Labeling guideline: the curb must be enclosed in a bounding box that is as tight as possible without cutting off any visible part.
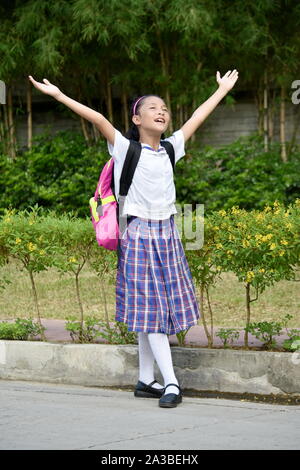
[0,340,299,402]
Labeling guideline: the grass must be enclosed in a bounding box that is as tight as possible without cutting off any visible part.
[0,260,299,328]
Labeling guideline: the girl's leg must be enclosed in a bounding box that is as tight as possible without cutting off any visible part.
[147,332,180,395]
[138,332,164,389]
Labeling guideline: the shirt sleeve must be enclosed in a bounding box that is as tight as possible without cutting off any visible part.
[107,129,130,165]
[162,129,185,164]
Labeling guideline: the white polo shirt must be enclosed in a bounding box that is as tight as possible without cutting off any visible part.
[107,129,185,220]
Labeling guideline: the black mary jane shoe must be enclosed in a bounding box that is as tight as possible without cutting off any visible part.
[159,383,183,408]
[134,380,165,398]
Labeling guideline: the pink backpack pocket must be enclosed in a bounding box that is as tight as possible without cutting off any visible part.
[89,157,119,250]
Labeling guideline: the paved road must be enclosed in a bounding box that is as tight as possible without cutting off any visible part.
[0,380,299,450]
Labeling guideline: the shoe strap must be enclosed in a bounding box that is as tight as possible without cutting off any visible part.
[165,383,181,392]
[147,380,158,387]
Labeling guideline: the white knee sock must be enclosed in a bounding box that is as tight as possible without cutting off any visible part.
[147,332,179,395]
[138,332,164,389]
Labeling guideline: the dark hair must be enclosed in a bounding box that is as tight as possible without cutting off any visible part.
[124,94,166,141]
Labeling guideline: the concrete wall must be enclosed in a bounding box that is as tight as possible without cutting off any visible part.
[14,100,300,149]
[0,341,299,397]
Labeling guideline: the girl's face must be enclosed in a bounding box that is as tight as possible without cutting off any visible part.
[132,96,170,134]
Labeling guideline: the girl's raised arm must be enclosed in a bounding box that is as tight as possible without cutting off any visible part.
[181,69,239,143]
[28,76,115,146]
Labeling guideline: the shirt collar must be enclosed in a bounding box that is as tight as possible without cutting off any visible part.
[141,143,165,152]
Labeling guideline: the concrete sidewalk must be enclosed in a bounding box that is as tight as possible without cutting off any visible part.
[0,379,299,450]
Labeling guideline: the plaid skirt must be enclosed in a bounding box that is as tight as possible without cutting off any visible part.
[115,214,201,335]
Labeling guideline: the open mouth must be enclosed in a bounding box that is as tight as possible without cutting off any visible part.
[154,118,165,123]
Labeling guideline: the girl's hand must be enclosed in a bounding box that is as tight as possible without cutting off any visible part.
[216,69,239,93]
[28,76,62,99]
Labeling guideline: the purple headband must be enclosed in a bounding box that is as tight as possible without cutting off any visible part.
[133,95,146,115]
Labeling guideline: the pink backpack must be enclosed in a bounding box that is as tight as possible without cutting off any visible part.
[89,157,119,250]
[89,139,175,251]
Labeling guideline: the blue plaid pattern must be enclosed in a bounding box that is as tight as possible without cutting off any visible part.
[115,215,201,335]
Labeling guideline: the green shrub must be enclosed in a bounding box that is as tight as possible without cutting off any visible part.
[215,328,240,348]
[283,336,300,352]
[0,130,107,217]
[176,133,300,214]
[0,318,45,340]
[1,131,299,218]
[65,316,137,344]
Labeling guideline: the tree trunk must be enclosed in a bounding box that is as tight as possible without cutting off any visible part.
[268,88,275,142]
[263,70,269,152]
[157,31,173,134]
[105,67,114,125]
[29,270,46,341]
[280,85,287,162]
[287,105,300,157]
[121,88,129,132]
[75,271,84,342]
[0,103,9,155]
[199,285,213,348]
[80,116,91,144]
[244,282,251,348]
[254,88,264,136]
[191,62,202,143]
[205,286,214,346]
[7,84,16,158]
[0,106,5,150]
[87,96,100,142]
[27,79,32,149]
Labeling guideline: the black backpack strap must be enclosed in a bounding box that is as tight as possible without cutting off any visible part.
[160,140,175,171]
[116,140,142,242]
[119,140,142,196]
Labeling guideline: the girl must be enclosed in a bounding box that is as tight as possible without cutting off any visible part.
[28,70,239,408]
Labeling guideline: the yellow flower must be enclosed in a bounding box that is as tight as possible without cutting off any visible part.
[242,239,250,248]
[39,250,45,256]
[255,213,265,221]
[259,268,265,273]
[69,257,77,263]
[15,238,21,244]
[216,266,222,271]
[264,206,271,213]
[246,271,255,283]
[215,243,223,249]
[213,226,220,231]
[273,200,280,207]
[280,239,288,245]
[279,250,285,256]
[218,210,227,217]
[27,242,37,251]
[231,206,241,215]
[285,223,293,230]
[229,233,236,241]
[226,250,234,254]
[261,234,273,242]
[237,222,246,228]
[269,243,276,250]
